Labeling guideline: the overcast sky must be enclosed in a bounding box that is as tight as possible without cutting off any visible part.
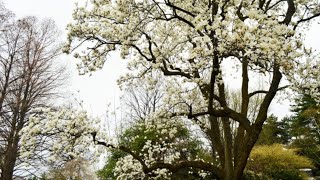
[3,0,320,120]
[3,0,127,120]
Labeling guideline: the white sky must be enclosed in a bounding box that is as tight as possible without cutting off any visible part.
[3,0,320,120]
[3,0,127,119]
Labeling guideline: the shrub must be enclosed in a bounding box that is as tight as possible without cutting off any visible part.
[265,169,304,180]
[244,170,269,180]
[246,144,313,179]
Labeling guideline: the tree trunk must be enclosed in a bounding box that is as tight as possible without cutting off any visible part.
[233,128,262,179]
[1,135,19,180]
[222,118,234,180]
[1,111,25,180]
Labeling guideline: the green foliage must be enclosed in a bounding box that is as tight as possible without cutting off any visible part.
[27,173,49,180]
[257,94,320,170]
[246,144,313,179]
[27,176,38,180]
[290,94,320,140]
[292,94,319,114]
[97,120,208,179]
[264,169,304,180]
[289,94,320,167]
[97,150,125,179]
[118,120,202,158]
[243,170,269,180]
[256,114,290,145]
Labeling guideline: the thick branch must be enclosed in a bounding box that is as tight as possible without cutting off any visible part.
[160,60,192,79]
[186,108,251,130]
[282,0,295,25]
[168,105,250,130]
[248,85,289,98]
[208,54,219,111]
[146,160,223,177]
[236,1,248,21]
[206,115,225,168]
[164,0,195,17]
[241,56,249,116]
[92,133,223,178]
[254,65,282,126]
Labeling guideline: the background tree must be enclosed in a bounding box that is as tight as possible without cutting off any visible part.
[65,0,320,179]
[289,94,320,168]
[121,76,163,122]
[44,158,97,180]
[0,2,12,29]
[256,114,290,145]
[0,15,64,179]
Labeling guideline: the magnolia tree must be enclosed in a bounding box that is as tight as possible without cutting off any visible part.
[65,0,320,179]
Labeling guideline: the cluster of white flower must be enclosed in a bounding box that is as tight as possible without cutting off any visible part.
[66,0,319,102]
[113,112,206,179]
[114,155,145,179]
[152,168,172,179]
[19,107,105,167]
[288,56,320,103]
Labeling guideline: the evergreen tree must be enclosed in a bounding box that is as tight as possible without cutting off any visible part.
[289,94,320,168]
[256,115,290,145]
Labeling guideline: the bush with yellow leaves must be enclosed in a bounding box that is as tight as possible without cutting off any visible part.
[246,144,313,180]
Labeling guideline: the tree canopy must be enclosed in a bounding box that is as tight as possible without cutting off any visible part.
[65,0,320,179]
[289,94,320,168]
[0,13,65,179]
